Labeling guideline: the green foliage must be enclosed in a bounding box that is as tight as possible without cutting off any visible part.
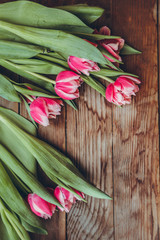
[0,40,47,59]
[0,21,106,64]
[57,4,104,24]
[0,74,21,102]
[0,1,92,33]
[0,107,111,200]
[120,43,141,55]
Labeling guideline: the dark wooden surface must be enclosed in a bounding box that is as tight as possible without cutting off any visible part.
[0,0,160,239]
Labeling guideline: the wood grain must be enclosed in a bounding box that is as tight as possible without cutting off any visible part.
[157,0,160,237]
[112,0,160,239]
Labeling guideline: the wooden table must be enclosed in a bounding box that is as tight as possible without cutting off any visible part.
[1,0,160,239]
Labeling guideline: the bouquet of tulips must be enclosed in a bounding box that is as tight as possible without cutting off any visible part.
[0,106,111,239]
[0,1,141,239]
[0,1,141,126]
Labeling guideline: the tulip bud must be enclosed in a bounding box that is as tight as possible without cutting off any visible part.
[54,186,85,213]
[54,71,82,100]
[30,97,63,126]
[28,193,56,219]
[94,26,124,62]
[68,56,100,76]
[106,75,140,106]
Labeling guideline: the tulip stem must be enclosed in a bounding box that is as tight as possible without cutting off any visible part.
[37,54,69,68]
[22,94,34,102]
[25,71,56,84]
[91,73,115,83]
[0,59,56,84]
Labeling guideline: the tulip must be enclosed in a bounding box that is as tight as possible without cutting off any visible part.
[95,26,124,62]
[28,193,56,219]
[106,75,140,106]
[54,71,82,100]
[68,56,100,76]
[54,186,85,213]
[30,97,63,126]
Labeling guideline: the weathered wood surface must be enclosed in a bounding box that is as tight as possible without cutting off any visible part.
[112,1,159,240]
[0,0,160,239]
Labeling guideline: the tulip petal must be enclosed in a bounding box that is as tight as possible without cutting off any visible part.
[68,56,100,76]
[105,84,114,102]
[28,193,52,219]
[30,97,63,126]
[55,71,81,100]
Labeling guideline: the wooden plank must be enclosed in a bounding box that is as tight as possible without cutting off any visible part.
[66,1,114,239]
[112,0,160,239]
[157,0,160,238]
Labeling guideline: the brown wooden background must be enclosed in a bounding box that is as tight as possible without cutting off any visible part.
[1,0,160,239]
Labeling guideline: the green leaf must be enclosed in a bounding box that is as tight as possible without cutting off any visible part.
[0,60,78,111]
[0,59,55,92]
[0,29,26,42]
[45,52,66,60]
[0,161,47,234]
[10,59,66,74]
[0,1,93,33]
[71,32,120,40]
[120,43,141,55]
[0,40,47,59]
[0,106,37,175]
[0,74,21,102]
[0,21,106,64]
[92,68,138,77]
[21,219,47,235]
[82,76,106,97]
[0,108,111,200]
[7,168,31,195]
[0,144,61,206]
[1,210,21,240]
[57,4,104,24]
[37,54,69,68]
[13,82,57,97]
[3,206,31,240]
[14,85,59,99]
[0,212,13,240]
[64,100,77,110]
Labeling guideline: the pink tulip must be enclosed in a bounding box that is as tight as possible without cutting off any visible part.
[54,186,85,213]
[30,97,63,126]
[95,26,124,62]
[106,75,140,106]
[28,193,56,219]
[54,71,82,100]
[68,56,100,76]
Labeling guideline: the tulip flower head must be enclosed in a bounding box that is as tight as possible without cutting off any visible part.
[106,75,141,106]
[95,26,124,62]
[54,186,85,213]
[28,193,56,219]
[68,56,100,76]
[30,97,63,126]
[55,71,82,100]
